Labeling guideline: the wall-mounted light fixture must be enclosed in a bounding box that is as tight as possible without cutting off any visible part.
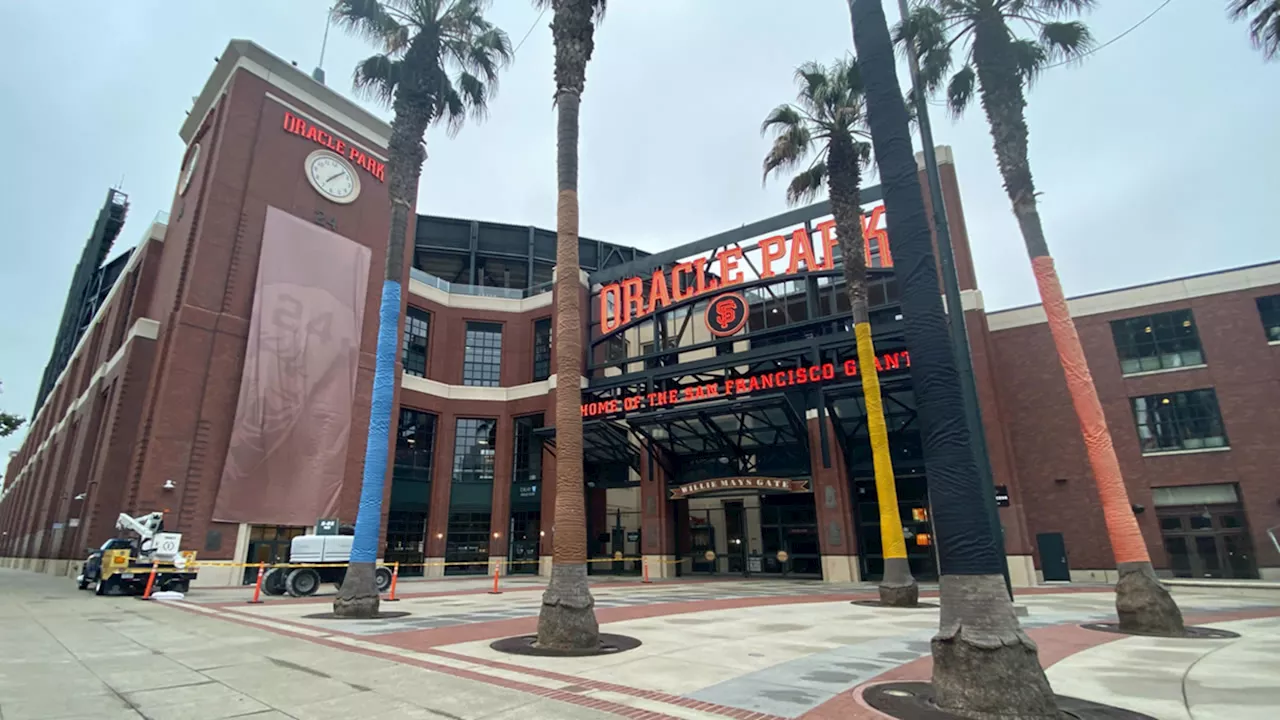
[162,480,176,490]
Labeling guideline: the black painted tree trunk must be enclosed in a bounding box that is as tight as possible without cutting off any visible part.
[846,1,1057,716]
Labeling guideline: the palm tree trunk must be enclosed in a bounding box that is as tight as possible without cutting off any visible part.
[334,109,427,619]
[972,26,1183,636]
[847,1,1057,716]
[828,139,917,607]
[536,86,599,650]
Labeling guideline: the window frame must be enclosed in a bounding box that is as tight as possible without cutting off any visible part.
[1130,388,1229,454]
[532,317,552,382]
[462,321,504,387]
[402,306,431,378]
[451,418,499,484]
[1256,294,1280,343]
[1110,309,1205,375]
[394,408,437,480]
[512,413,546,484]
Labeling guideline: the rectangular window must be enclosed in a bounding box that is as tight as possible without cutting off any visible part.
[1131,388,1228,454]
[402,307,430,378]
[513,414,545,484]
[1257,294,1280,342]
[394,409,436,481]
[532,318,552,381]
[1110,309,1204,374]
[463,322,503,386]
[605,337,628,363]
[452,418,498,484]
[387,409,435,576]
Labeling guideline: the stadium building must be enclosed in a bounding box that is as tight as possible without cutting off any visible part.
[3,40,1278,586]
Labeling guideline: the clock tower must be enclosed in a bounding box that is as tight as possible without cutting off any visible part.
[125,40,407,581]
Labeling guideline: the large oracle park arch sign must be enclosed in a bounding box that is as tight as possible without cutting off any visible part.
[582,203,906,419]
[595,205,892,336]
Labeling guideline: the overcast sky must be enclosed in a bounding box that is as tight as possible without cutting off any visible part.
[1,0,1275,467]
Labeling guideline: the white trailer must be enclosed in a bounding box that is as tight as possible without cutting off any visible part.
[260,534,392,597]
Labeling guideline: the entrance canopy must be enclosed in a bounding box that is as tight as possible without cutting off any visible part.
[624,394,807,472]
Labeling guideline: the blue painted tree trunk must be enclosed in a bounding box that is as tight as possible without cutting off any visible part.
[349,279,401,564]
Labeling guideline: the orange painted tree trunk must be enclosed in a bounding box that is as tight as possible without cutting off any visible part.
[971,20,1183,634]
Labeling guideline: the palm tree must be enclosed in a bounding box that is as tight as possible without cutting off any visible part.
[534,0,607,650]
[760,59,918,607]
[846,1,1059,716]
[898,0,1184,636]
[1230,0,1280,59]
[330,0,511,619]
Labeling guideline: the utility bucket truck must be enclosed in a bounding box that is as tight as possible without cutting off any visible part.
[77,512,198,596]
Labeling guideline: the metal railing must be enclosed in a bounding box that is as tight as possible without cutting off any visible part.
[408,267,552,299]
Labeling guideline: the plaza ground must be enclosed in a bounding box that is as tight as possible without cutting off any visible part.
[1,569,1277,720]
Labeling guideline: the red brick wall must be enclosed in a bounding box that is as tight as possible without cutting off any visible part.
[990,285,1280,573]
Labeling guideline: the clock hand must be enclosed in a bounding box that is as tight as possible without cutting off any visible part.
[326,171,345,183]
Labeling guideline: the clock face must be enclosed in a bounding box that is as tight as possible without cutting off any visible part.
[305,150,360,204]
[178,143,200,196]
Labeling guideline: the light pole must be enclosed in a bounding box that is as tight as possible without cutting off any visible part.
[895,0,1011,598]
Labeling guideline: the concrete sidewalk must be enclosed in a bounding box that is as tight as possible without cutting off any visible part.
[3,567,1278,720]
[0,568,615,720]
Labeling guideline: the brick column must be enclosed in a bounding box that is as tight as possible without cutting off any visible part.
[537,444,556,577]
[639,447,676,579]
[423,415,455,577]
[808,414,859,582]
[488,414,514,577]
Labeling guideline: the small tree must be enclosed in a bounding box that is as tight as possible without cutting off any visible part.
[0,381,24,438]
[1229,0,1280,59]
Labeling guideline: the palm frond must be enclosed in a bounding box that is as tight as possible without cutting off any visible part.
[1229,0,1280,59]
[352,54,402,105]
[1009,39,1048,86]
[1020,0,1098,19]
[1039,21,1094,63]
[785,162,828,206]
[794,61,830,116]
[332,0,404,50]
[853,141,874,178]
[435,83,467,137]
[946,65,976,117]
[900,6,956,95]
[760,104,804,136]
[762,124,814,182]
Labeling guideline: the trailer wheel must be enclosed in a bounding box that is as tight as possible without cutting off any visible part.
[285,568,321,597]
[375,567,393,593]
[262,568,287,596]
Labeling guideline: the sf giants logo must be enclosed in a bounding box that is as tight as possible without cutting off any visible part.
[704,292,748,337]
